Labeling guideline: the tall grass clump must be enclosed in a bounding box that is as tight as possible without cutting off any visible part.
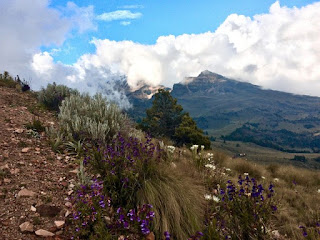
[137,165,205,239]
[38,82,79,111]
[82,134,205,239]
[58,93,128,144]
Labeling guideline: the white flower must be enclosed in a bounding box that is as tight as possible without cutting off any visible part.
[190,146,194,151]
[225,168,231,172]
[261,176,266,180]
[205,164,216,170]
[193,145,199,150]
[166,145,175,153]
[244,172,249,176]
[274,178,279,182]
[317,189,320,193]
[212,196,220,203]
[201,145,205,150]
[204,194,212,200]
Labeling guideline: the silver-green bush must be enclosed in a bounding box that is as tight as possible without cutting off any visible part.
[38,82,79,111]
[58,93,128,143]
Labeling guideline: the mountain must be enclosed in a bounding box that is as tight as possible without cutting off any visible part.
[127,71,320,153]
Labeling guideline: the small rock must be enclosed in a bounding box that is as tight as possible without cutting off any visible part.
[54,220,65,229]
[35,147,40,151]
[60,181,68,187]
[19,221,34,233]
[65,202,72,208]
[30,206,37,212]
[35,229,55,237]
[10,168,20,175]
[68,183,75,189]
[18,189,36,197]
[3,178,11,184]
[69,169,79,174]
[67,190,73,196]
[14,129,24,134]
[146,232,155,240]
[0,164,9,170]
[65,210,71,217]
[37,205,61,218]
[21,148,30,153]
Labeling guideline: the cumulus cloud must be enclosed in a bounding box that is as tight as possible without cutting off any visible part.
[74,1,320,96]
[0,0,95,81]
[2,0,320,106]
[96,10,142,22]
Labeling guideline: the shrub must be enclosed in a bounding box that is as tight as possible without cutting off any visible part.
[84,134,205,239]
[38,82,79,111]
[58,93,128,143]
[0,71,18,88]
[204,175,277,240]
[25,118,45,133]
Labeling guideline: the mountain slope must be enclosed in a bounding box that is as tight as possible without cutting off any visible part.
[129,71,320,153]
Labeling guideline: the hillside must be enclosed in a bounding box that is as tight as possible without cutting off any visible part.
[128,71,320,154]
[0,79,320,240]
[0,87,75,239]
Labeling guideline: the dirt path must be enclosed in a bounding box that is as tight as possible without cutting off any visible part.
[0,87,76,239]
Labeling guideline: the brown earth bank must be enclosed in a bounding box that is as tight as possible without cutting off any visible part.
[0,87,76,239]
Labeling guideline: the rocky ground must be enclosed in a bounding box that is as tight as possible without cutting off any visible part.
[0,87,77,239]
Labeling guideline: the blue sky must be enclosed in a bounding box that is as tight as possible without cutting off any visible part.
[46,0,316,64]
[1,0,320,98]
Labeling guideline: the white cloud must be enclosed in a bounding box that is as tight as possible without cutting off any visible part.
[2,0,320,108]
[0,0,95,82]
[63,2,97,33]
[120,21,131,26]
[67,1,320,96]
[119,5,144,9]
[96,10,142,21]
[32,52,54,76]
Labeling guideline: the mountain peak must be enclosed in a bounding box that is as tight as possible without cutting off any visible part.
[198,70,221,78]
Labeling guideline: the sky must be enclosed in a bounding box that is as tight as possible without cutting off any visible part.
[1,0,320,106]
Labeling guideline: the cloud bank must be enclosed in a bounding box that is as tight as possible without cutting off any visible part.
[1,1,320,104]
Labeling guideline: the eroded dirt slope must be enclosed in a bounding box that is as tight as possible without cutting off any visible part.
[0,87,77,240]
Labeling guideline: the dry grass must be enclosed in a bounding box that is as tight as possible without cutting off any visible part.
[136,161,205,240]
[207,152,320,239]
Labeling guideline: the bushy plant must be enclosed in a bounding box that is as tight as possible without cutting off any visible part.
[84,134,205,239]
[25,118,45,133]
[204,175,277,240]
[86,134,161,208]
[71,179,157,239]
[58,93,128,143]
[140,89,211,148]
[38,82,79,111]
[0,71,29,90]
[70,179,112,239]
